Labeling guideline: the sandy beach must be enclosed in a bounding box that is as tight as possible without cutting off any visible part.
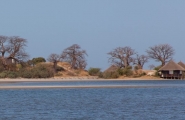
[0,76,174,89]
[0,76,164,83]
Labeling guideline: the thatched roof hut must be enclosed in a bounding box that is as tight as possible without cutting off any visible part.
[178,61,185,69]
[159,60,185,79]
[159,60,185,71]
[104,65,118,73]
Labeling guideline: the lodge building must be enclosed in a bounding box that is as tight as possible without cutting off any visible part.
[159,60,185,79]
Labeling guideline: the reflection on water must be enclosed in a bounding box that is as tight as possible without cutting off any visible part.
[1,80,185,119]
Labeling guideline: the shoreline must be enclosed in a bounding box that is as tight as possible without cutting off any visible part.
[0,76,178,83]
[0,85,175,89]
[0,77,183,89]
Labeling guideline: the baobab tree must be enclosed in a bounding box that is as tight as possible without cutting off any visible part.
[61,44,87,69]
[0,35,29,70]
[146,44,174,66]
[108,46,136,68]
[134,54,149,69]
[0,36,9,57]
[47,53,61,72]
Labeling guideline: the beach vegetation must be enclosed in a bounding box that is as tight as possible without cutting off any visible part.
[6,71,19,78]
[101,67,133,79]
[32,57,46,65]
[0,71,7,78]
[88,68,101,76]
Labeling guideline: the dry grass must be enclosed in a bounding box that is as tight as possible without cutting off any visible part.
[55,62,89,77]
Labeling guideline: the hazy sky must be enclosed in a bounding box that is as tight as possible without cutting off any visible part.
[1,0,185,70]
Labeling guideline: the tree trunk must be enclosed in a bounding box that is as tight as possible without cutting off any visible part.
[162,61,165,66]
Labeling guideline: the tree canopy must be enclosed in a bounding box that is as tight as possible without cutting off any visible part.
[0,35,29,70]
[48,53,61,72]
[61,44,87,69]
[146,44,174,66]
[108,46,136,68]
[32,57,46,65]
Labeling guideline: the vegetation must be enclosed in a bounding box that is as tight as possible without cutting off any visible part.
[32,57,46,65]
[146,44,174,66]
[88,68,101,76]
[134,54,149,69]
[100,67,133,79]
[108,46,136,68]
[47,53,61,73]
[0,35,29,70]
[0,64,54,79]
[61,44,87,69]
[0,36,176,79]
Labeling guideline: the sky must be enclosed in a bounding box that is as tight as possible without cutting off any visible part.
[0,0,185,70]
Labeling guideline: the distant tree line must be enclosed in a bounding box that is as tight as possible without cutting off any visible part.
[0,35,175,78]
[107,44,174,69]
[89,44,174,79]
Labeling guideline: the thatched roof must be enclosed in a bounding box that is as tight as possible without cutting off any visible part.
[159,60,185,71]
[178,61,185,69]
[104,65,118,73]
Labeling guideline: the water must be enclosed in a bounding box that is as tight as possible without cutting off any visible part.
[1,80,185,119]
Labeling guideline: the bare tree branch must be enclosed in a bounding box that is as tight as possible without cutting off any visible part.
[108,46,136,68]
[61,44,87,69]
[134,54,149,69]
[0,36,9,57]
[48,53,61,72]
[0,35,29,70]
[146,44,174,66]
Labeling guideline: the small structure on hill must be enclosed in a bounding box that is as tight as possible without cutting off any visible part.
[159,60,185,79]
[104,65,118,73]
[178,61,185,69]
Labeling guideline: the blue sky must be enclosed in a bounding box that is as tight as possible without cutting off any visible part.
[1,0,185,70]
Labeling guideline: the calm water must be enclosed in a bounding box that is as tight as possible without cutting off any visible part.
[1,80,185,120]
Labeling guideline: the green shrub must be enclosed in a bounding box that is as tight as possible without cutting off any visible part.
[126,66,132,69]
[56,66,65,72]
[122,68,133,76]
[117,68,124,75]
[38,71,50,78]
[102,72,119,79]
[111,72,119,78]
[155,71,160,77]
[154,66,162,71]
[134,66,139,70]
[102,72,112,79]
[88,68,101,76]
[32,57,46,65]
[32,64,54,78]
[6,71,19,78]
[21,70,32,78]
[20,64,54,78]
[0,71,7,78]
[98,72,104,78]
